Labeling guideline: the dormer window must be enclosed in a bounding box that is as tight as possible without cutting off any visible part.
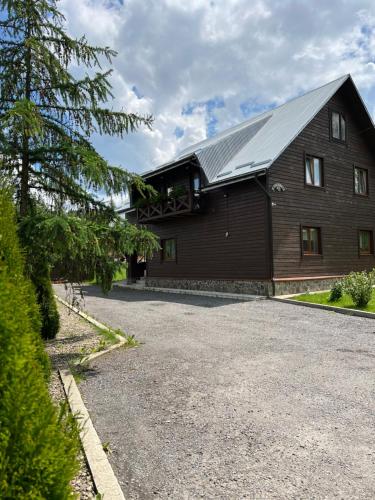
[330,110,346,143]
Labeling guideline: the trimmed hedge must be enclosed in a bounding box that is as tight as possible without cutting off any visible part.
[0,190,79,498]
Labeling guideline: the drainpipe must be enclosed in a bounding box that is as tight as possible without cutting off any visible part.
[254,172,275,297]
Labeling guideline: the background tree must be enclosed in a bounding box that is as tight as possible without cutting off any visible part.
[0,0,159,338]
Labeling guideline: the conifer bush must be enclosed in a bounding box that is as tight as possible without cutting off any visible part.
[0,190,79,498]
[328,280,343,302]
[33,268,60,340]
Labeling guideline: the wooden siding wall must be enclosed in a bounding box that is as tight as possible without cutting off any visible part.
[270,85,375,279]
[145,180,270,280]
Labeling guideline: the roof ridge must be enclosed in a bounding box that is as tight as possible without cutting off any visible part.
[266,74,349,115]
[177,74,349,159]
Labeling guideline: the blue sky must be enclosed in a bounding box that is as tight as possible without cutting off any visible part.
[59,0,375,190]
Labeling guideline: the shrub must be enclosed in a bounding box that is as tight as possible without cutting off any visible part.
[328,280,344,302]
[0,190,79,498]
[343,271,374,307]
[34,270,60,340]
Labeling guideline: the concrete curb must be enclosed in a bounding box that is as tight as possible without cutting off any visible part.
[55,295,128,363]
[272,296,375,319]
[115,283,266,301]
[55,294,129,498]
[55,295,122,335]
[60,369,125,500]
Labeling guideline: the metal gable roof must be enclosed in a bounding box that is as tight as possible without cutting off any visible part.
[193,115,272,182]
[145,75,352,186]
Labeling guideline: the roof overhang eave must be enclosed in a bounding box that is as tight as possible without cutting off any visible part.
[117,207,135,215]
[142,153,198,179]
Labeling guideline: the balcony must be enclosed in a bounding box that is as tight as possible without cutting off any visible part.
[136,190,201,223]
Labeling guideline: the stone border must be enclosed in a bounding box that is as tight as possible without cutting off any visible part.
[116,283,266,301]
[55,295,127,499]
[60,369,125,500]
[144,277,271,296]
[272,296,375,320]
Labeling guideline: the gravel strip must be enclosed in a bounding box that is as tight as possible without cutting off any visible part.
[45,302,103,500]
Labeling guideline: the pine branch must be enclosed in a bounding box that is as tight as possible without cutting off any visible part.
[0,0,154,215]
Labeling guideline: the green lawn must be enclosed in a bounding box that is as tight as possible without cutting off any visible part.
[293,290,375,312]
[87,263,127,285]
[112,264,127,282]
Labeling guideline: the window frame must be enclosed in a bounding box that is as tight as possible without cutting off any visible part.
[301,226,323,257]
[353,165,369,197]
[161,238,177,262]
[329,108,347,145]
[358,229,374,256]
[304,153,325,189]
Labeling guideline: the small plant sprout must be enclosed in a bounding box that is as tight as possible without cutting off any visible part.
[102,442,111,454]
[123,334,140,348]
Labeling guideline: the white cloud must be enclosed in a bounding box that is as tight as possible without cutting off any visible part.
[59,0,375,174]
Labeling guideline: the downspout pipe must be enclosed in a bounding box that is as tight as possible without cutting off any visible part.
[254,173,275,296]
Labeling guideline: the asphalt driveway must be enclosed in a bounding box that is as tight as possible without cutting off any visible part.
[55,285,375,499]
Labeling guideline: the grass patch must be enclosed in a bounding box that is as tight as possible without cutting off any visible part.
[122,333,140,348]
[93,325,120,348]
[69,361,92,384]
[94,324,140,348]
[113,264,127,282]
[87,264,127,285]
[293,289,375,312]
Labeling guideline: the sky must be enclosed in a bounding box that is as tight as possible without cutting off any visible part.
[59,0,375,188]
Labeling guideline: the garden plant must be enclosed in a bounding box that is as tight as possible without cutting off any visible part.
[0,188,80,498]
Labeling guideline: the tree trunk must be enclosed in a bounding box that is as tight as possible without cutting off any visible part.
[19,13,31,217]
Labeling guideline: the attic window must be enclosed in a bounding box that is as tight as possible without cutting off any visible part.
[330,110,346,143]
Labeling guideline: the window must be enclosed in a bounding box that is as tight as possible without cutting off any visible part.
[305,155,323,187]
[359,230,373,255]
[330,110,346,142]
[302,227,322,255]
[354,167,368,196]
[193,172,201,191]
[162,238,176,261]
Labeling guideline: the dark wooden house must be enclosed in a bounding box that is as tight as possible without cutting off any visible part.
[125,75,375,295]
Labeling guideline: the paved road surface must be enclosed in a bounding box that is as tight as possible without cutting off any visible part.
[55,285,375,499]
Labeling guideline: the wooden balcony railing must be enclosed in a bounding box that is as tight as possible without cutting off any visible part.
[136,191,200,222]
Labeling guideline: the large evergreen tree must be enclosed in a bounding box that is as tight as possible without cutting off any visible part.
[0,0,159,338]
